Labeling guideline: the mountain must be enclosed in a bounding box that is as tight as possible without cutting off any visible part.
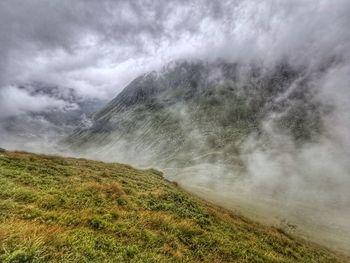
[0,150,344,262]
[67,60,325,169]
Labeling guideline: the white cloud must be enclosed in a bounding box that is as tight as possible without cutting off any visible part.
[0,85,77,119]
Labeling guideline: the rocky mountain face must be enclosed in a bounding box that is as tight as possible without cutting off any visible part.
[67,60,326,170]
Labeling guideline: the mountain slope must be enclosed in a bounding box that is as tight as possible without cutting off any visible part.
[67,60,324,169]
[0,151,345,262]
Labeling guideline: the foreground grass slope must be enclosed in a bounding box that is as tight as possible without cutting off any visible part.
[0,151,345,263]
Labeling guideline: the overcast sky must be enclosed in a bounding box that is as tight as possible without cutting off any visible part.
[0,0,350,120]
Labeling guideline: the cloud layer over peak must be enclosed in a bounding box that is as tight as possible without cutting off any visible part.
[1,1,349,101]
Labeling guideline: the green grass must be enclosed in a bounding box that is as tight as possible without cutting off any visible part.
[0,151,346,262]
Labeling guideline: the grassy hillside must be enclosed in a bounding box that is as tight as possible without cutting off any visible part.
[0,151,345,263]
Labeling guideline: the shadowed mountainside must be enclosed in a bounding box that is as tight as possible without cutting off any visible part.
[67,60,325,168]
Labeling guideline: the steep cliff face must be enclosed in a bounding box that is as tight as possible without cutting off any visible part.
[67,60,324,168]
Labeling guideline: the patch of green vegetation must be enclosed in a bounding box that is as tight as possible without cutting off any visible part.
[0,151,345,262]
